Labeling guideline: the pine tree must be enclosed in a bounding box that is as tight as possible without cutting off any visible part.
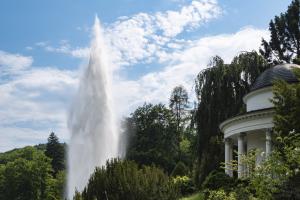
[260,0,300,64]
[45,132,65,176]
[169,85,189,132]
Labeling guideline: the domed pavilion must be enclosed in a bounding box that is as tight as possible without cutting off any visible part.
[219,64,300,178]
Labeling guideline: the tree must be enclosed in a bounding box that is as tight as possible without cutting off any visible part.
[271,68,300,135]
[260,0,300,64]
[47,170,66,200]
[45,132,65,176]
[79,159,179,200]
[126,104,180,173]
[194,52,269,185]
[0,147,53,200]
[169,86,189,131]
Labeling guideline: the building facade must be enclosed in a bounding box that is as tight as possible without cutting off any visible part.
[219,64,300,178]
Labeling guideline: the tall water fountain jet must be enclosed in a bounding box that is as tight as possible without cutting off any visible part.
[67,17,119,199]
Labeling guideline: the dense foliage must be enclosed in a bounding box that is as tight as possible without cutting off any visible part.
[201,170,236,192]
[260,0,300,64]
[0,146,66,200]
[272,68,300,135]
[126,103,180,173]
[206,132,300,200]
[78,159,179,200]
[194,51,269,184]
[270,68,300,199]
[203,67,300,200]
[173,175,195,196]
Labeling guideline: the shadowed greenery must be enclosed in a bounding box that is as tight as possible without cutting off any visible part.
[194,51,269,185]
[78,159,179,200]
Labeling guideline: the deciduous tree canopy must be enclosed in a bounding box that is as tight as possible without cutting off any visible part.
[260,0,300,64]
[194,51,269,184]
[126,104,180,173]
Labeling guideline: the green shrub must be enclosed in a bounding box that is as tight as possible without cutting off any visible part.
[207,189,236,200]
[173,176,195,196]
[171,161,189,177]
[233,183,253,200]
[201,170,236,191]
[273,171,300,199]
[79,159,179,200]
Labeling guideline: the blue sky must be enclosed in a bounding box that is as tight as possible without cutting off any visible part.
[0,0,292,151]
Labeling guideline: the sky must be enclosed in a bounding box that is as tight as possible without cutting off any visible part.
[0,0,293,152]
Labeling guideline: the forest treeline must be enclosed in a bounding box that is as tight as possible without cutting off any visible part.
[0,133,66,200]
[1,1,300,200]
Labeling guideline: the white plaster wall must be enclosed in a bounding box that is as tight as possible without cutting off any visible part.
[244,88,274,112]
[247,132,266,164]
[223,114,273,138]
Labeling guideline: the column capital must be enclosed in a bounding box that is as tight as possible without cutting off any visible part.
[239,132,246,138]
[224,137,233,144]
[266,129,272,141]
[266,128,273,133]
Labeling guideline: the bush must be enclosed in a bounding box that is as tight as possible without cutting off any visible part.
[273,172,300,199]
[171,161,188,177]
[233,183,253,200]
[79,159,179,200]
[201,170,236,191]
[207,189,236,200]
[173,176,195,196]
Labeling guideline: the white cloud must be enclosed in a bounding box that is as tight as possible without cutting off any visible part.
[0,127,48,152]
[37,40,90,59]
[76,26,91,33]
[69,47,90,58]
[35,41,49,47]
[0,51,33,75]
[26,46,33,51]
[113,27,269,115]
[34,0,221,66]
[46,44,90,59]
[0,57,79,151]
[106,0,221,66]
[156,0,221,37]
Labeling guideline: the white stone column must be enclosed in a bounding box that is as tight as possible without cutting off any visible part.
[266,128,272,157]
[225,138,233,177]
[238,133,246,178]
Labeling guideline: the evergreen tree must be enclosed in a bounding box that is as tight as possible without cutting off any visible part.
[45,132,65,176]
[169,85,189,132]
[260,0,300,64]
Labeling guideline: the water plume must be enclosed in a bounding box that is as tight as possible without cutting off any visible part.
[67,16,119,199]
